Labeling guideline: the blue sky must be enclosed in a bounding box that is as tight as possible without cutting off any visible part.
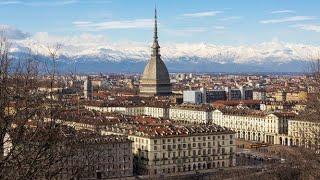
[1,0,320,45]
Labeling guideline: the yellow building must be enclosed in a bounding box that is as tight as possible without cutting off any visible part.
[274,91,286,102]
[286,91,308,102]
[281,120,320,150]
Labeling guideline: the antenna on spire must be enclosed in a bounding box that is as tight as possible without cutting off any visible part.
[152,3,160,56]
[154,4,158,40]
[155,2,157,18]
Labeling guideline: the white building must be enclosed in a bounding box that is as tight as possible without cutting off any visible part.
[169,105,213,124]
[84,76,93,100]
[281,120,320,150]
[253,90,267,101]
[212,109,294,144]
[85,105,144,116]
[144,106,169,119]
[183,90,203,104]
[85,105,169,118]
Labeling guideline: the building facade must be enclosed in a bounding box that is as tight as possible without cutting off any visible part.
[101,118,236,178]
[183,90,203,104]
[253,90,267,101]
[85,105,169,118]
[169,105,213,124]
[212,109,293,145]
[281,120,320,149]
[206,90,227,102]
[225,88,242,100]
[84,76,93,100]
[144,106,169,119]
[57,134,133,180]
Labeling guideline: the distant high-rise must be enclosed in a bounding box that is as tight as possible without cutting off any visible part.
[140,8,171,96]
[84,76,93,100]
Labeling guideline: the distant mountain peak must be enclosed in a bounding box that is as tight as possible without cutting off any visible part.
[3,30,319,73]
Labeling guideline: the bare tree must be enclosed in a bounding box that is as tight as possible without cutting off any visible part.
[270,52,320,180]
[0,34,77,179]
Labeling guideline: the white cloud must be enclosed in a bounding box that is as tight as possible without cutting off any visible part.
[0,1,21,5]
[14,32,112,56]
[164,28,207,37]
[181,28,207,33]
[219,16,242,21]
[294,24,320,32]
[73,21,92,25]
[213,26,225,30]
[271,10,295,14]
[260,16,316,24]
[74,19,153,30]
[27,0,77,6]
[0,0,78,6]
[182,11,222,18]
[0,24,29,39]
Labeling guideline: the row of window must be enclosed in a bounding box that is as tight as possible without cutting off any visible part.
[153,147,233,159]
[154,135,233,144]
[157,140,233,150]
[153,161,228,175]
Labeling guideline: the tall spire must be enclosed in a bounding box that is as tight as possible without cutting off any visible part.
[152,5,160,56]
[154,7,158,41]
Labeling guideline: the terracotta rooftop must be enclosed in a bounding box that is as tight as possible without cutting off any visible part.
[218,108,267,118]
[216,108,297,119]
[171,103,214,111]
[105,115,233,138]
[213,100,261,106]
[51,110,234,138]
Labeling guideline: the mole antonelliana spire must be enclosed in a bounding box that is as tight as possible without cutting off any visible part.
[152,7,160,56]
[140,6,172,96]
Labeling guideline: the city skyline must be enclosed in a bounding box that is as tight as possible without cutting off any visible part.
[1,1,320,180]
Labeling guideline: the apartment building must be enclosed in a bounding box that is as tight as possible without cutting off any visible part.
[101,116,236,177]
[85,105,144,116]
[58,134,133,179]
[144,106,169,119]
[6,124,133,180]
[169,104,213,124]
[282,120,320,150]
[212,109,295,144]
[85,105,169,119]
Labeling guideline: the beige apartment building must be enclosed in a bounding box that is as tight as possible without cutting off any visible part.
[85,105,144,116]
[212,109,295,145]
[85,105,169,119]
[50,110,236,178]
[6,123,133,180]
[86,104,215,124]
[101,116,236,178]
[169,104,213,124]
[57,134,133,180]
[144,106,169,119]
[281,120,320,150]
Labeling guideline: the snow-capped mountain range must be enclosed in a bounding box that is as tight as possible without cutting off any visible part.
[3,26,320,73]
